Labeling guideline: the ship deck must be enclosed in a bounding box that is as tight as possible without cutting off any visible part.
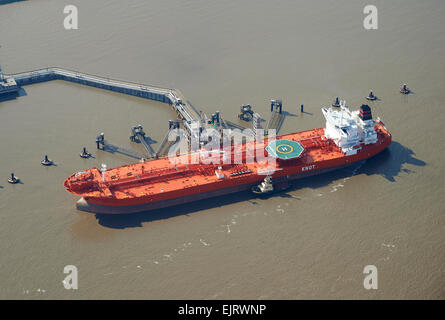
[64,123,390,202]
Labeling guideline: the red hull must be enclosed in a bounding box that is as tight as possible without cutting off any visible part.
[65,123,391,214]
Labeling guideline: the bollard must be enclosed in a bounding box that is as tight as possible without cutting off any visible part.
[8,173,20,184]
[80,147,92,159]
[366,90,377,101]
[41,155,54,166]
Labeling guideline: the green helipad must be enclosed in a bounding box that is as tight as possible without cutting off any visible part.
[266,139,304,160]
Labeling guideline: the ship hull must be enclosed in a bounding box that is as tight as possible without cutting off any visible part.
[67,120,391,215]
[76,162,353,214]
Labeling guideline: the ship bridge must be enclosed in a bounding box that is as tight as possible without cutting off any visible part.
[265,139,304,160]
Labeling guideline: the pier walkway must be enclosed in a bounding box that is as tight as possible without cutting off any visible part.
[3,65,273,158]
[156,132,180,157]
[265,100,284,134]
[137,134,156,158]
[4,67,202,124]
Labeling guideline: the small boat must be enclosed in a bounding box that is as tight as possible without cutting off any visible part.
[251,176,274,194]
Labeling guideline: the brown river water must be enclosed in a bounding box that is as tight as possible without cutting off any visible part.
[0,0,443,299]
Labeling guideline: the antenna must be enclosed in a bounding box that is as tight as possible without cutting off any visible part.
[340,100,346,125]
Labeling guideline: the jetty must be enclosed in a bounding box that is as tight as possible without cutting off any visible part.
[1,64,267,159]
[130,125,156,158]
[0,66,19,95]
[156,121,181,157]
[2,66,209,156]
[3,67,201,124]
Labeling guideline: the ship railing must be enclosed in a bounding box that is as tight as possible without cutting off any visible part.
[297,135,327,148]
[106,169,193,189]
[5,67,176,91]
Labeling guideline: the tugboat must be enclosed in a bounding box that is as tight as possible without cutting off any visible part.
[7,173,20,184]
[251,176,274,194]
[41,155,54,166]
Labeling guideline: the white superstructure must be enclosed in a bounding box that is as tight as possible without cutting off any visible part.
[322,101,377,156]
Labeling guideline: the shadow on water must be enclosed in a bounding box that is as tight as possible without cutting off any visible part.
[0,0,27,6]
[94,140,425,229]
[102,144,144,160]
[281,110,298,118]
[0,88,26,103]
[132,135,158,150]
[274,110,298,134]
[95,190,260,229]
[43,163,58,167]
[0,93,18,102]
[18,88,27,97]
[145,136,157,145]
[360,140,425,181]
[7,180,24,185]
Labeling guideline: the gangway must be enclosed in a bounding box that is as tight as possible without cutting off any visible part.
[156,121,181,157]
[130,125,156,158]
[266,99,285,134]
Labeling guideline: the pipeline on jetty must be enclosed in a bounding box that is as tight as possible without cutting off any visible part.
[130,125,156,158]
[4,67,201,124]
[2,66,209,158]
[2,65,267,160]
[156,121,181,157]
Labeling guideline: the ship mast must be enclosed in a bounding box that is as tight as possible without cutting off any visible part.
[340,100,346,126]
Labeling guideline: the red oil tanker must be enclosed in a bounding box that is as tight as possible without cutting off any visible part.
[64,104,391,214]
